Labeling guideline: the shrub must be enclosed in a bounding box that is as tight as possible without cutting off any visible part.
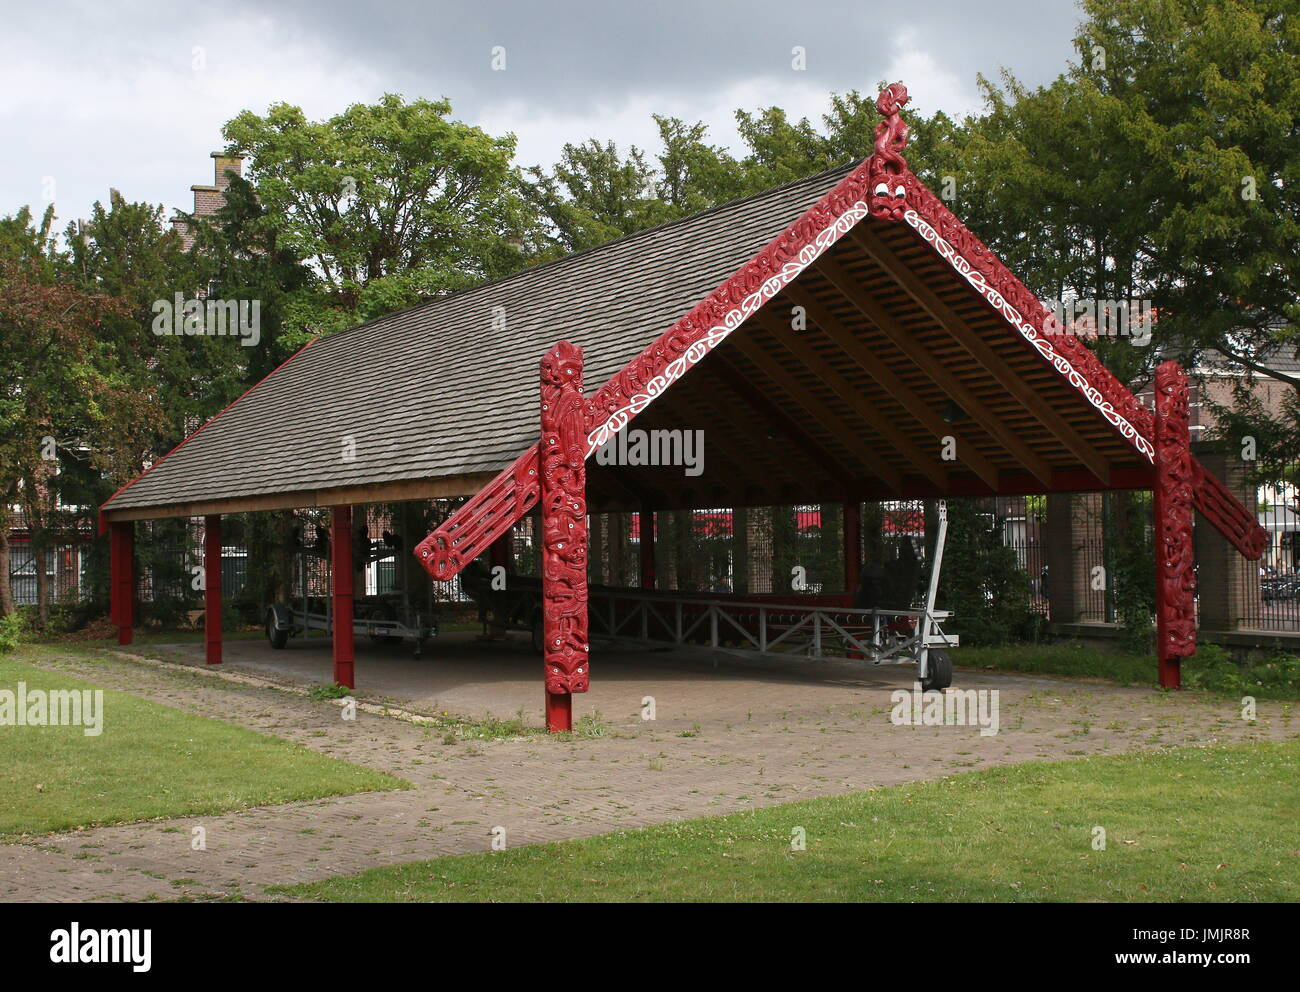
[0,612,27,653]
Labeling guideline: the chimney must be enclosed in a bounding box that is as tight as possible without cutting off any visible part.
[212,151,244,189]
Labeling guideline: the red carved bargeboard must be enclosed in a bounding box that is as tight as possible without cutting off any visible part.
[1153,361,1197,669]
[539,341,590,695]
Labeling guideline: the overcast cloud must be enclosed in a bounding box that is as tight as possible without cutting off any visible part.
[0,0,1086,232]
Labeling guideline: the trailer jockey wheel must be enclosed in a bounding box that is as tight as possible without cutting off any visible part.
[922,650,952,692]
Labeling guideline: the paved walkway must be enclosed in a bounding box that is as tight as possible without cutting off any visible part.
[2,637,1294,901]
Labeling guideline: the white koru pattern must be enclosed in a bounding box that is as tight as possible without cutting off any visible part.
[585,199,872,455]
[903,209,1155,464]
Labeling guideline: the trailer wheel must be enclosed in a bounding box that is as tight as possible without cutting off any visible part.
[921,650,952,691]
[266,612,288,650]
[367,605,402,645]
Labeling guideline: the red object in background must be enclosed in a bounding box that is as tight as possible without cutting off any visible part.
[204,515,222,665]
[109,521,134,645]
[539,341,589,732]
[1153,362,1196,689]
[331,505,355,689]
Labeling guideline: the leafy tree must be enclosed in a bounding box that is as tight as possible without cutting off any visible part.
[223,94,539,329]
[0,211,131,621]
[526,139,674,252]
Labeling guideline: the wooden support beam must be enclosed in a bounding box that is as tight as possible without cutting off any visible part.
[330,504,355,689]
[725,333,906,491]
[851,225,1113,484]
[204,515,222,665]
[639,506,656,589]
[1153,362,1196,689]
[109,521,134,646]
[843,500,861,594]
[751,310,950,489]
[779,284,1001,489]
[807,255,1056,487]
[661,382,801,497]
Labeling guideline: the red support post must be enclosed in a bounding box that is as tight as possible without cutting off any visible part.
[540,341,589,733]
[843,500,862,594]
[1153,361,1196,689]
[109,521,134,646]
[331,505,356,689]
[639,506,656,589]
[204,515,222,665]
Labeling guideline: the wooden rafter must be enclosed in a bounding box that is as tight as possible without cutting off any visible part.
[808,254,1055,486]
[724,333,906,491]
[777,283,1002,489]
[709,355,868,490]
[852,225,1113,484]
[748,309,950,489]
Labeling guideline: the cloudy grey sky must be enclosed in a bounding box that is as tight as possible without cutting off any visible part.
[0,0,1087,232]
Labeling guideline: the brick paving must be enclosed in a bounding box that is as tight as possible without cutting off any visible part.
[2,636,1294,902]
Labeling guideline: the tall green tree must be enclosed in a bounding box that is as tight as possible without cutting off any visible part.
[223,94,539,329]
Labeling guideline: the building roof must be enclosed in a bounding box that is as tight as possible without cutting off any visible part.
[105,164,854,516]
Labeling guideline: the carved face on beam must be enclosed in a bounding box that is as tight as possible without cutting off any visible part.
[869,172,910,221]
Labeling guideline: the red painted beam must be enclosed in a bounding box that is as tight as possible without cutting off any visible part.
[639,506,656,589]
[204,515,222,665]
[331,505,356,689]
[545,690,573,734]
[540,341,590,733]
[109,521,134,645]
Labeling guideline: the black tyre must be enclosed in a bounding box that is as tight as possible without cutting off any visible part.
[921,649,952,691]
[367,606,402,646]
[266,612,288,649]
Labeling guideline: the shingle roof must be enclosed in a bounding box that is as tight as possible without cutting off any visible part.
[105,164,856,513]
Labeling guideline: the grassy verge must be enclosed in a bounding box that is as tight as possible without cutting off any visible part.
[275,739,1299,902]
[958,642,1300,699]
[0,656,408,838]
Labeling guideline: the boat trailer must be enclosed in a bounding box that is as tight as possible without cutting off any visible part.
[265,523,438,657]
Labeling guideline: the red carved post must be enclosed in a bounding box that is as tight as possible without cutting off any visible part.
[331,505,356,689]
[639,506,656,589]
[109,521,134,646]
[204,515,222,664]
[1153,361,1197,688]
[540,341,589,733]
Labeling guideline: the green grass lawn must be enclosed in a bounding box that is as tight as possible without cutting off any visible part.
[277,739,1300,902]
[0,656,408,838]
[958,642,1300,699]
